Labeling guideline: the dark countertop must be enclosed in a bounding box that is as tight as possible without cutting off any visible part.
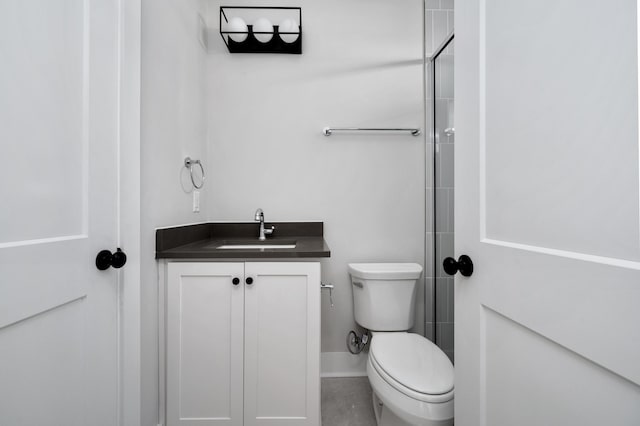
[156,222,330,259]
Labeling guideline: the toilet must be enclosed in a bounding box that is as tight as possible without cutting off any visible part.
[348,263,454,426]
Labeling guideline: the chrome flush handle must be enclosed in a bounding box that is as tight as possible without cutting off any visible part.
[321,282,334,307]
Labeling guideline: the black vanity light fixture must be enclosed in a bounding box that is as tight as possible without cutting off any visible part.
[219,6,302,54]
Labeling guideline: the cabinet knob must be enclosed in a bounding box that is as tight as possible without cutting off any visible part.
[246,277,254,285]
[232,277,240,285]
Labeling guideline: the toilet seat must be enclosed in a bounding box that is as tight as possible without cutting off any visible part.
[367,351,454,425]
[369,333,454,404]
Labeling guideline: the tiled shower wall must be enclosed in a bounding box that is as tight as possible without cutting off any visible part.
[425,0,455,362]
[425,0,454,57]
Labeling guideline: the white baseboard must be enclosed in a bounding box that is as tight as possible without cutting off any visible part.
[321,351,368,378]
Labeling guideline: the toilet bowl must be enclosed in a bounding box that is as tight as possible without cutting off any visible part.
[348,263,454,426]
[367,332,454,426]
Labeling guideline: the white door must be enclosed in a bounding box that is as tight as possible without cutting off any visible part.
[456,1,640,425]
[244,262,320,426]
[0,1,124,425]
[166,262,245,426]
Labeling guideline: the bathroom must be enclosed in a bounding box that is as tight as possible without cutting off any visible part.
[1,0,639,425]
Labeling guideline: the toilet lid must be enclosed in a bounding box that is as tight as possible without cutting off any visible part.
[370,333,454,396]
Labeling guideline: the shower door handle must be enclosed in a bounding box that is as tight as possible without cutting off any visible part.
[443,255,474,277]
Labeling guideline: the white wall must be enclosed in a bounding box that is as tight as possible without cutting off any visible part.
[141,1,209,424]
[206,0,425,359]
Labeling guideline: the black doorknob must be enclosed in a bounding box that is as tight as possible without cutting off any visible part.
[95,248,127,271]
[245,277,254,285]
[232,277,240,285]
[443,255,474,277]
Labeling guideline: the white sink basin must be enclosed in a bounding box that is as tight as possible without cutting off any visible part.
[206,239,298,250]
[217,244,296,250]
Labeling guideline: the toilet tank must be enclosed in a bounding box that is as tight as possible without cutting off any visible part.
[348,263,423,332]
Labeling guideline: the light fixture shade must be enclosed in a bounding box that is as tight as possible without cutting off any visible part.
[227,17,248,42]
[278,18,299,43]
[219,7,302,54]
[253,18,274,43]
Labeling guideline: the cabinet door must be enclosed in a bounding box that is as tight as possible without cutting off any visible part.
[167,263,245,426]
[243,262,321,426]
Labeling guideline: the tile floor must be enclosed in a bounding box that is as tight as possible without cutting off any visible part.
[321,377,377,426]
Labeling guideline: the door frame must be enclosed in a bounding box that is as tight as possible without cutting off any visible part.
[118,0,142,424]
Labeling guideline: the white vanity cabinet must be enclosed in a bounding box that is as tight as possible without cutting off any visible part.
[166,262,321,426]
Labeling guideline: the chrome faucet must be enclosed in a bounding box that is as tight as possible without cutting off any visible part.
[254,208,274,241]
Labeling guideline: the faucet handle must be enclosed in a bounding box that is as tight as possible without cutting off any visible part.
[264,226,275,235]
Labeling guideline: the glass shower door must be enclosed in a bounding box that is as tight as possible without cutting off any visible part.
[432,36,455,362]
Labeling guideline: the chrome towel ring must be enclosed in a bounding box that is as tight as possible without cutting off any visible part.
[184,157,205,189]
